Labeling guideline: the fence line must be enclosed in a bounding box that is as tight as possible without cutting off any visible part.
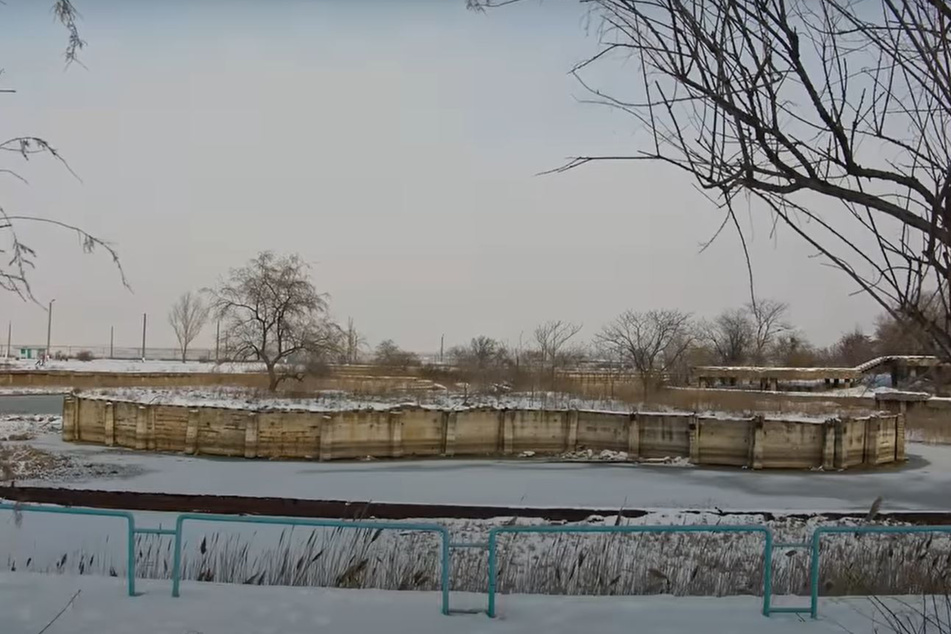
[485,524,774,618]
[169,512,452,615]
[0,503,137,597]
[808,525,951,618]
[3,502,951,620]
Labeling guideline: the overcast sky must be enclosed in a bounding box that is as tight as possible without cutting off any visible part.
[0,0,879,353]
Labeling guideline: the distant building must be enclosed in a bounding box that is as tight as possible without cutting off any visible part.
[18,346,46,360]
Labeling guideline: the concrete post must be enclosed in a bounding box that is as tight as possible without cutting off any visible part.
[750,416,764,470]
[442,411,457,456]
[135,405,148,451]
[566,409,579,452]
[147,406,157,451]
[769,378,779,391]
[501,410,515,455]
[62,396,76,441]
[319,414,334,461]
[626,413,640,458]
[244,412,259,459]
[184,409,199,455]
[895,413,906,462]
[389,410,403,458]
[864,417,881,466]
[833,419,845,470]
[821,419,836,470]
[104,401,115,447]
[688,415,701,464]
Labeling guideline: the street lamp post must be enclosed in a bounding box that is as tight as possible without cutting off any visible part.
[45,299,55,363]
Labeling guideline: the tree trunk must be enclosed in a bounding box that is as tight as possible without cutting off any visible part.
[181,346,187,364]
[266,363,279,392]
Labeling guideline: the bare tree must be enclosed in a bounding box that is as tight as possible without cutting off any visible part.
[596,309,693,396]
[748,300,790,365]
[473,0,951,360]
[771,332,818,368]
[533,320,583,369]
[374,339,420,369]
[208,252,338,391]
[699,309,754,365]
[0,1,126,301]
[449,335,512,387]
[831,328,877,367]
[168,291,210,363]
[342,317,366,365]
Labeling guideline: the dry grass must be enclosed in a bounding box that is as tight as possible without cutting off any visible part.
[5,517,951,600]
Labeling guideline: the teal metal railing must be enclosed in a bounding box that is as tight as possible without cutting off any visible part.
[4,502,951,621]
[169,513,453,614]
[0,502,138,596]
[809,525,951,618]
[485,524,774,618]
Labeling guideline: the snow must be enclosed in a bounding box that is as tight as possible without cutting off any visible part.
[0,414,60,440]
[0,388,70,396]
[0,571,931,634]
[19,425,951,511]
[0,359,263,374]
[73,388,838,422]
[535,448,694,465]
[77,387,639,413]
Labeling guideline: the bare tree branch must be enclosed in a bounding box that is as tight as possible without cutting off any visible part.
[480,0,951,359]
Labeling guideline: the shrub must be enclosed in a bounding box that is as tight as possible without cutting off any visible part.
[75,350,95,362]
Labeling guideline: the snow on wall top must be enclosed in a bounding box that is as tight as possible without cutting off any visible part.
[71,388,835,422]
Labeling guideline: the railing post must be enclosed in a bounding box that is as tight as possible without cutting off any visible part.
[171,515,185,597]
[487,530,498,618]
[810,530,821,619]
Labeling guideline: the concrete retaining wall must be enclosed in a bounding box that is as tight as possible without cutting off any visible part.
[62,396,905,470]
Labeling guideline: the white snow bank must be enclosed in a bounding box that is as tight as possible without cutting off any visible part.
[0,571,925,634]
[0,414,61,440]
[76,387,639,413]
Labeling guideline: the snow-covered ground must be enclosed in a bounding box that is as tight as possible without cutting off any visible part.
[0,358,264,373]
[0,572,930,634]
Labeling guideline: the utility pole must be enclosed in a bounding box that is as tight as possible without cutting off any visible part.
[439,334,444,364]
[215,320,220,363]
[141,313,147,361]
[110,326,114,359]
[5,321,10,359]
[45,299,55,363]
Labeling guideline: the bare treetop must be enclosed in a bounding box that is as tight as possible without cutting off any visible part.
[168,291,210,363]
[208,251,338,390]
[597,309,693,395]
[533,320,583,368]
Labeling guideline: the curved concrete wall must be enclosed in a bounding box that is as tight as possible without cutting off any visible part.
[62,396,905,470]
